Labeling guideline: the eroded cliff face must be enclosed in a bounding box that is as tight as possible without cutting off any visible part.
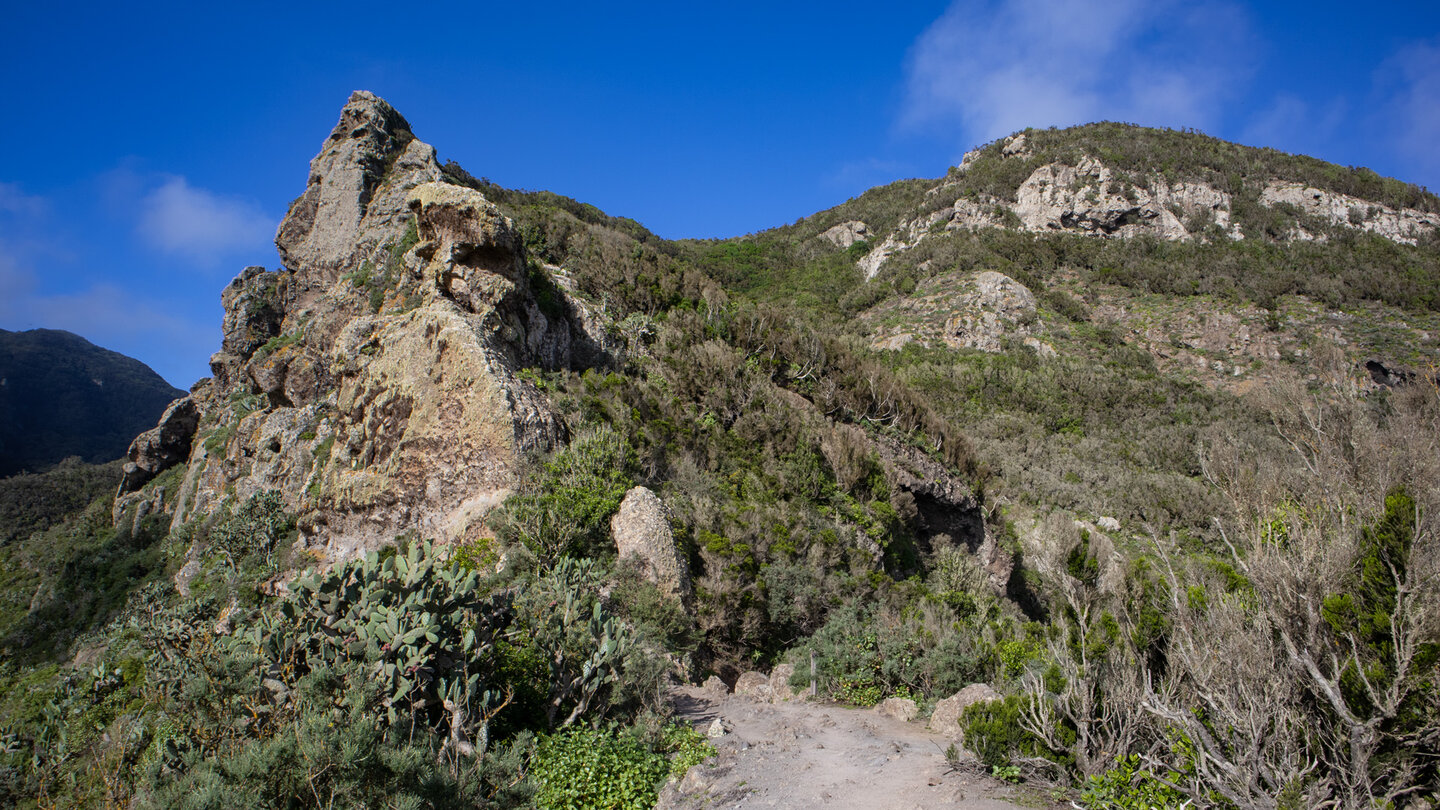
[118,91,593,565]
[852,132,1436,280]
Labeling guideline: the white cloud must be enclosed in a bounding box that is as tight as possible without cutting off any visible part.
[902,0,1254,152]
[137,175,275,265]
[0,182,47,216]
[1375,39,1440,190]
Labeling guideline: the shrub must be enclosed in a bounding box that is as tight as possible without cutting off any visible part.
[488,425,637,564]
[529,726,669,810]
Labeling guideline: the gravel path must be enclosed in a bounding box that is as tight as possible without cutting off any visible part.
[657,684,1062,810]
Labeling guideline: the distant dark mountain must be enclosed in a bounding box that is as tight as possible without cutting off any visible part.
[0,329,185,477]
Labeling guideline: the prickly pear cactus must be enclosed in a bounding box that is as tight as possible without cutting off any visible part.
[235,540,511,748]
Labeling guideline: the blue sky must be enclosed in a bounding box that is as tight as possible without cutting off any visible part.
[3,1,1438,388]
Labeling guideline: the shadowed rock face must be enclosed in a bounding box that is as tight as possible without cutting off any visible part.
[120,91,600,564]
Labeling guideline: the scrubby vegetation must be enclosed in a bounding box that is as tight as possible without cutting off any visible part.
[2,121,1438,807]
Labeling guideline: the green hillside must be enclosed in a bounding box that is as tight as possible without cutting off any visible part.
[1,120,1435,808]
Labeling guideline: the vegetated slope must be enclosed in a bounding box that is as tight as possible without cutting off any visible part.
[0,99,1435,810]
[680,123,1440,807]
[0,329,185,477]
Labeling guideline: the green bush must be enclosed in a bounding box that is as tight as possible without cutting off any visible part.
[1079,755,1188,809]
[960,694,1069,770]
[529,726,669,810]
[488,425,637,564]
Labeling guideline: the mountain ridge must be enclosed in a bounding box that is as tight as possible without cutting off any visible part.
[0,328,185,478]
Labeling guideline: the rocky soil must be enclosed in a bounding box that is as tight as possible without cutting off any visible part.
[658,683,1061,810]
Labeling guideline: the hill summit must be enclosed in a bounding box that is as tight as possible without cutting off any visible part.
[0,328,183,477]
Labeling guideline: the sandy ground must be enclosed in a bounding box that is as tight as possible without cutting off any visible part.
[657,684,1065,810]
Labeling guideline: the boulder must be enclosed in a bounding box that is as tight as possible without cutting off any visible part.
[769,663,797,702]
[118,396,199,494]
[733,671,771,699]
[699,674,730,700]
[611,486,693,606]
[874,697,919,723]
[928,683,1002,737]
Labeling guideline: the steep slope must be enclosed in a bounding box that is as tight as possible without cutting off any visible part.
[0,329,184,477]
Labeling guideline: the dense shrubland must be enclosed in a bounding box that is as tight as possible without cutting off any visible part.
[2,123,1438,807]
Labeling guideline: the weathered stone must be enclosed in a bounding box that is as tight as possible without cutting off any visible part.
[162,92,614,565]
[929,683,1002,737]
[820,220,869,248]
[117,396,199,495]
[975,527,1015,593]
[275,91,442,287]
[1261,182,1436,245]
[220,266,288,361]
[1097,516,1121,532]
[733,671,771,699]
[769,663,797,702]
[942,271,1041,354]
[700,675,730,699]
[705,718,726,738]
[611,486,693,606]
[1011,157,1232,241]
[874,697,919,723]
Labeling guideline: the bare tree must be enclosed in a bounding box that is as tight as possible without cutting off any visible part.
[1143,369,1440,806]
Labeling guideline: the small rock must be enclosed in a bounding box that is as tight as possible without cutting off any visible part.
[734,670,771,699]
[1097,516,1121,532]
[874,697,919,723]
[769,663,796,702]
[706,718,726,738]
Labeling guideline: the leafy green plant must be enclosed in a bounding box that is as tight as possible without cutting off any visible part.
[488,425,637,564]
[1079,755,1188,809]
[238,539,511,742]
[529,726,669,810]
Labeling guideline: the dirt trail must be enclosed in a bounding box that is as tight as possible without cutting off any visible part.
[657,685,1061,810]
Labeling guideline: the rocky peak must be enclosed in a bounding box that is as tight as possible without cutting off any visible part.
[116,91,605,565]
[275,90,442,290]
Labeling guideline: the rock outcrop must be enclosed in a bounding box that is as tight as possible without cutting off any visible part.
[941,271,1043,354]
[820,220,869,248]
[611,486,693,607]
[1012,157,1235,240]
[849,139,1434,282]
[1261,182,1437,245]
[117,396,199,494]
[275,91,441,290]
[120,91,605,564]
